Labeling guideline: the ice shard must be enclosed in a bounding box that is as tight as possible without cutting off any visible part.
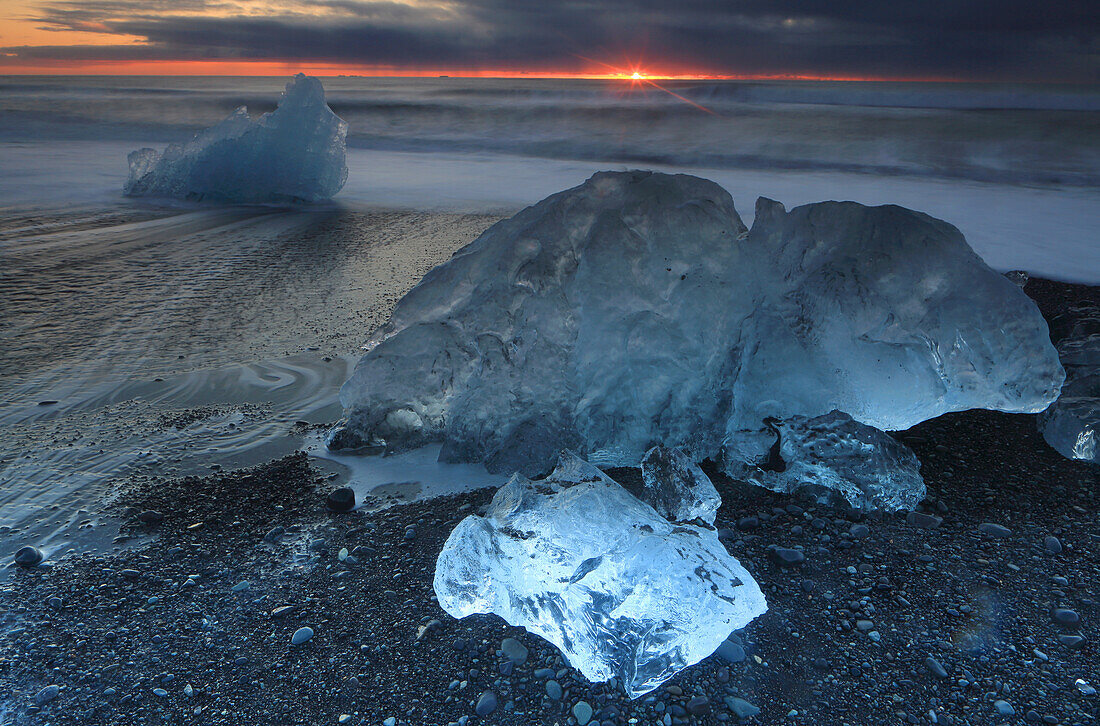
[1040,302,1100,464]
[724,410,925,511]
[433,451,767,698]
[639,446,721,524]
[124,74,347,204]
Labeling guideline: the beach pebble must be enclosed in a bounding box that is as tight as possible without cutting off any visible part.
[993,700,1015,716]
[326,487,355,512]
[475,691,497,716]
[572,700,593,724]
[979,522,1011,538]
[34,685,60,706]
[291,626,315,645]
[1044,535,1063,554]
[138,510,163,524]
[500,637,528,665]
[14,546,44,568]
[263,526,286,543]
[769,547,805,566]
[925,657,948,679]
[546,680,563,700]
[724,697,760,719]
[905,512,942,529]
[716,640,746,663]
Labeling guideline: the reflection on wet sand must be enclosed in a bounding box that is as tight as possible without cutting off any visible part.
[0,204,499,570]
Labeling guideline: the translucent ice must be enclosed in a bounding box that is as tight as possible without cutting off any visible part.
[335,170,1062,484]
[1040,303,1100,464]
[639,446,721,524]
[433,451,767,698]
[1039,373,1099,463]
[724,410,925,511]
[125,74,347,203]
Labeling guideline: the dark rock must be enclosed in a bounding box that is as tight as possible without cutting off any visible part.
[475,691,497,716]
[716,640,746,663]
[1043,536,1062,554]
[724,696,760,719]
[924,657,948,679]
[768,547,805,566]
[905,512,942,529]
[686,696,710,715]
[978,522,1011,538]
[326,487,356,513]
[14,546,44,568]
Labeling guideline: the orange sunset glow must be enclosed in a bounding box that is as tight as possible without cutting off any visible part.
[0,0,1064,81]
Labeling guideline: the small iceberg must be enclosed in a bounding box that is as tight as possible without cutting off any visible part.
[124,74,347,204]
[433,451,767,698]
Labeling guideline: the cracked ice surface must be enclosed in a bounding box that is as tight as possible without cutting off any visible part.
[125,74,347,203]
[433,451,767,698]
[724,410,925,511]
[336,170,1062,487]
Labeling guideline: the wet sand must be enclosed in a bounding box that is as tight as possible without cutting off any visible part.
[0,205,501,567]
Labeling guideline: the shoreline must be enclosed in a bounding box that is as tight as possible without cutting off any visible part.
[0,276,1097,725]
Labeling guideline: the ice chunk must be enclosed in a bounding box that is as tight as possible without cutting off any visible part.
[1040,304,1100,463]
[433,451,767,698]
[335,171,1062,487]
[639,446,721,524]
[1039,372,1099,463]
[724,410,925,511]
[124,74,347,203]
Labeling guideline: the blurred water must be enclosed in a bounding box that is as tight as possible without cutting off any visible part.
[1,76,1097,186]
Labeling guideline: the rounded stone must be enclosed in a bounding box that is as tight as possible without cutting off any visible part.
[291,626,315,645]
[545,680,563,700]
[572,700,593,725]
[769,546,805,566]
[475,691,497,716]
[14,546,44,568]
[500,637,528,665]
[34,685,60,706]
[326,487,356,513]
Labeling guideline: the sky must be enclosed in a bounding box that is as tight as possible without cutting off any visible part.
[0,0,1097,80]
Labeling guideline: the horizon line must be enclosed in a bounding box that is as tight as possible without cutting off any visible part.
[0,59,1014,84]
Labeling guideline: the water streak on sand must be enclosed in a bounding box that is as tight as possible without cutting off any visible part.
[0,206,498,569]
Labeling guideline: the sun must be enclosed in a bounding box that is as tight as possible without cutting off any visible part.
[631,71,644,80]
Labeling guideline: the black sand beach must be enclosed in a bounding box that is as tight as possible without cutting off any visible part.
[0,278,1097,726]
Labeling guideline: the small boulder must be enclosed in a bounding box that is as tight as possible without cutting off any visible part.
[326,487,356,513]
[14,546,44,568]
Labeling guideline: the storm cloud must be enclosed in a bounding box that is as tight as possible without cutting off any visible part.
[4,0,1098,80]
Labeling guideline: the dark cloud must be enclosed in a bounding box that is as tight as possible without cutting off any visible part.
[3,0,1097,80]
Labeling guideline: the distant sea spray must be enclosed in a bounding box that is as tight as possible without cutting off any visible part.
[0,76,1097,186]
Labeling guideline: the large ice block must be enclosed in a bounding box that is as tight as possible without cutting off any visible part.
[124,74,347,203]
[433,451,767,698]
[335,170,1063,494]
